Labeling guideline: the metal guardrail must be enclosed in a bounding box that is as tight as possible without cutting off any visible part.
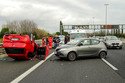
[0,48,5,54]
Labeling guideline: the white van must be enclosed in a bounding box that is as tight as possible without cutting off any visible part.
[70,29,88,40]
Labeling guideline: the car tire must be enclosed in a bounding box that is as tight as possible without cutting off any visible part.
[119,47,122,49]
[99,51,107,59]
[67,52,76,61]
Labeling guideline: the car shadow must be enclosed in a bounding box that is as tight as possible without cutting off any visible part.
[107,48,121,50]
[51,56,100,62]
[76,56,99,61]
[0,57,32,62]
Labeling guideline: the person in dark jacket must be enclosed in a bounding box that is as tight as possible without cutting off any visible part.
[46,36,49,45]
[64,35,68,44]
[53,35,60,48]
[67,34,70,42]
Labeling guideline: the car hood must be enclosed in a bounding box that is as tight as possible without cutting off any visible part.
[56,44,74,50]
[106,40,122,43]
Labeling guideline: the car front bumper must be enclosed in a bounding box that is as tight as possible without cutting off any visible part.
[54,51,68,58]
[106,43,123,48]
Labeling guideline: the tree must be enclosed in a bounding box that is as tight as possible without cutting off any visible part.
[35,29,49,38]
[60,21,64,35]
[22,32,28,35]
[0,27,9,38]
[10,31,16,34]
[63,32,68,35]
[2,20,37,34]
[56,32,60,35]
[1,20,52,39]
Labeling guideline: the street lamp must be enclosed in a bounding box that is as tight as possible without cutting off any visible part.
[93,17,95,37]
[104,4,109,36]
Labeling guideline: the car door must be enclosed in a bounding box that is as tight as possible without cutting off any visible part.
[89,39,101,55]
[77,39,91,56]
[37,45,49,60]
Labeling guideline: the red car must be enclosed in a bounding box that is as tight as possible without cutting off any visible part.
[1,33,49,60]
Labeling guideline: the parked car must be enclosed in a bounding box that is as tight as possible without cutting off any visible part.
[104,36,123,49]
[99,37,105,41]
[55,38,107,61]
[2,33,49,60]
[95,36,100,40]
[58,35,65,44]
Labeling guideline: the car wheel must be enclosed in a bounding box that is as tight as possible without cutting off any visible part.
[119,47,122,49]
[67,52,76,61]
[99,51,106,59]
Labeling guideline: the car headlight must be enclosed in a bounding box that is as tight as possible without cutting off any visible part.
[60,48,67,51]
[120,41,123,44]
[107,42,111,45]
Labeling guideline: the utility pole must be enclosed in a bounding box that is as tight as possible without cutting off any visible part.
[104,4,109,36]
[93,17,95,37]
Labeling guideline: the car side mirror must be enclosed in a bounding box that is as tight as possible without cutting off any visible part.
[78,43,83,46]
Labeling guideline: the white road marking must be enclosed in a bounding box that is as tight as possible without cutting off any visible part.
[101,58,118,71]
[11,52,54,83]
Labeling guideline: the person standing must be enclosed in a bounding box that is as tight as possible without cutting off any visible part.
[64,35,68,44]
[53,35,60,48]
[33,35,35,40]
[46,36,49,45]
[57,36,60,46]
[42,37,46,46]
[48,36,53,49]
[67,34,70,42]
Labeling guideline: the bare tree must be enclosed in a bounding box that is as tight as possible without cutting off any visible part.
[2,20,38,34]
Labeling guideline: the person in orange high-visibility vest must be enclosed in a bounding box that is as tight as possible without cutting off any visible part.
[48,36,53,49]
[42,37,46,46]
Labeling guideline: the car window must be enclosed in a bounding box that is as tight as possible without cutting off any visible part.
[80,39,90,45]
[67,39,81,45]
[91,39,100,45]
[106,36,118,40]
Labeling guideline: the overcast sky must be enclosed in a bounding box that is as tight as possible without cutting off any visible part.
[0,0,125,33]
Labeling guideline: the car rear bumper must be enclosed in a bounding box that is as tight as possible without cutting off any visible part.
[7,54,28,59]
[5,47,35,60]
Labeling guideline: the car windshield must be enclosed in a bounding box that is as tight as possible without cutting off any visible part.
[106,36,118,40]
[60,37,64,41]
[71,33,87,39]
[67,39,81,45]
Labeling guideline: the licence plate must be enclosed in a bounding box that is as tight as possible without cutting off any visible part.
[113,45,117,46]
[11,38,19,41]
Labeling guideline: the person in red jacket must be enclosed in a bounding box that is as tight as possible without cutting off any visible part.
[42,37,46,46]
[48,36,53,49]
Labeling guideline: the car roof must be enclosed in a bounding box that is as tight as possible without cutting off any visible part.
[74,38,99,40]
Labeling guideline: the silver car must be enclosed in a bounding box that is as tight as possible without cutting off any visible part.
[104,36,123,49]
[55,38,107,61]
